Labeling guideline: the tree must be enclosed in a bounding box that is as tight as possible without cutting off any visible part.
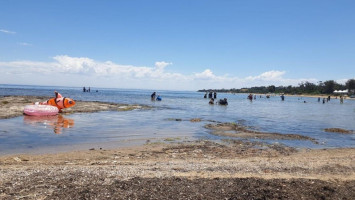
[323,80,336,94]
[285,85,293,94]
[304,81,317,93]
[267,85,276,93]
[298,82,305,93]
[346,79,355,90]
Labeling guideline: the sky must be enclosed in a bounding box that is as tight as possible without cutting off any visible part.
[0,0,354,91]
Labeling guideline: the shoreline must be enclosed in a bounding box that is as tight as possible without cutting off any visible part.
[0,140,354,199]
[1,140,354,181]
[0,95,149,119]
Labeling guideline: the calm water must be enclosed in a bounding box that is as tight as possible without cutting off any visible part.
[0,84,354,155]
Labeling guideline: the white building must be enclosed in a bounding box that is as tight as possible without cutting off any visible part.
[333,89,349,94]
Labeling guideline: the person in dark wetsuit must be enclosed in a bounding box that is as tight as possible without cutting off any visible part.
[151,92,156,100]
[218,98,228,105]
[208,92,213,99]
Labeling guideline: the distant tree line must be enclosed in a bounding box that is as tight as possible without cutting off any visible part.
[198,79,355,95]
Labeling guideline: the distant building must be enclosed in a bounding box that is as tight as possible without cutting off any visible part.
[333,89,349,95]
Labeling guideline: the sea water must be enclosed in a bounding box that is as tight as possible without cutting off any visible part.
[0,84,354,155]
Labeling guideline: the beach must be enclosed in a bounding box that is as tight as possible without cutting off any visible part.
[0,95,354,199]
[0,140,354,199]
[2,0,355,198]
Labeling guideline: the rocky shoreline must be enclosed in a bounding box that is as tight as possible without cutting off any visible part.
[0,95,148,119]
[0,95,354,199]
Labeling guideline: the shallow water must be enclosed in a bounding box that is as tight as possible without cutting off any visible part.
[0,84,354,155]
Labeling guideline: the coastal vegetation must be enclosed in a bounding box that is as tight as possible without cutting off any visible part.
[199,79,355,95]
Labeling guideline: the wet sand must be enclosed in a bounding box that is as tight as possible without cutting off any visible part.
[0,95,354,199]
[204,122,320,143]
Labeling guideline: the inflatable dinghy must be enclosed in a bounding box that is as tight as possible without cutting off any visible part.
[23,105,59,116]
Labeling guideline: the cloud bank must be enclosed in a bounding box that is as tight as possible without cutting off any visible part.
[0,55,317,90]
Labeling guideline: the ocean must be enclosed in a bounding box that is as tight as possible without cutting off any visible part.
[0,84,354,155]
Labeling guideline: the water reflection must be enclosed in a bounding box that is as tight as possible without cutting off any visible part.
[23,115,74,134]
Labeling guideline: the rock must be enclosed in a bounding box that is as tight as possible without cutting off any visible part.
[13,157,22,162]
[324,128,353,134]
[190,118,202,122]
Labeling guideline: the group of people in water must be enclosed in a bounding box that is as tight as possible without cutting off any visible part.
[206,92,347,105]
[318,95,344,104]
[247,93,274,101]
[204,92,228,105]
[150,91,346,105]
[246,93,284,101]
[83,87,98,93]
[151,92,162,101]
[83,87,91,92]
[247,93,345,104]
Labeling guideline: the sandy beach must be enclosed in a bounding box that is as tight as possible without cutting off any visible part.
[0,95,354,199]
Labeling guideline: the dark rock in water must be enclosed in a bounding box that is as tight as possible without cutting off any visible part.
[204,122,318,143]
[190,118,201,122]
[324,128,353,134]
[166,118,182,121]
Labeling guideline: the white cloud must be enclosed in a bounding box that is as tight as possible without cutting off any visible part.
[194,69,216,80]
[336,78,350,85]
[0,55,323,90]
[0,29,16,34]
[155,61,172,72]
[18,42,32,46]
[246,70,286,81]
[53,55,96,73]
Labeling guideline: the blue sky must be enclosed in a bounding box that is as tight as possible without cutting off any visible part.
[1,0,354,90]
